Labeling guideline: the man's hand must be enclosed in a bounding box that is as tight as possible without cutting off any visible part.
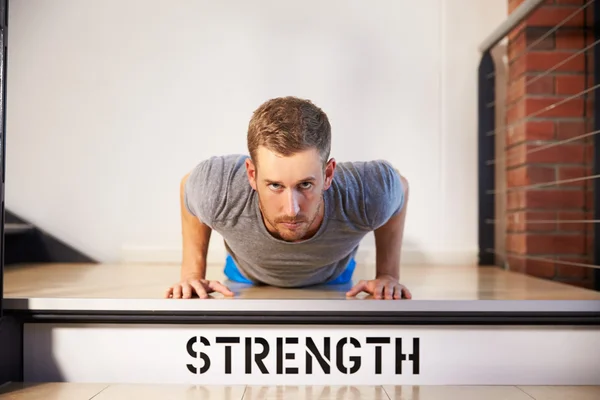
[346,275,412,299]
[165,276,234,299]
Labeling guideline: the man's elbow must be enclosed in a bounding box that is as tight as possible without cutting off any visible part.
[393,167,409,199]
[400,174,409,199]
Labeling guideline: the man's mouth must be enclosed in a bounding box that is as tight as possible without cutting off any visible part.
[280,221,303,229]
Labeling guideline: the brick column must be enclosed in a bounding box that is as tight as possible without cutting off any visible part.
[504,0,595,289]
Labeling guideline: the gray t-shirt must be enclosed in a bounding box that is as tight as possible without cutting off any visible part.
[184,154,404,287]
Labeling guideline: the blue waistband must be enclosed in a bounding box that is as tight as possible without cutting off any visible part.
[224,255,356,285]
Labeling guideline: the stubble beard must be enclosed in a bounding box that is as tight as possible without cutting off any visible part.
[259,192,324,242]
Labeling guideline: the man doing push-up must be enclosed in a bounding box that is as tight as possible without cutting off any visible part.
[166,96,411,300]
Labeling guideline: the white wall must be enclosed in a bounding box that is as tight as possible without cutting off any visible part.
[5,0,507,266]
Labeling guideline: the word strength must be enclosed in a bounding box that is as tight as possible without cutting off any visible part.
[186,335,420,375]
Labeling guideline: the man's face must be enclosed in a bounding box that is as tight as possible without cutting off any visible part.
[246,146,335,242]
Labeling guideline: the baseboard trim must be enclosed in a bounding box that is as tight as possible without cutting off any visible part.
[120,245,477,266]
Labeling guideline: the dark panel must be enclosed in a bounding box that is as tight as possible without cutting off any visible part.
[594,0,600,291]
[0,0,7,319]
[0,315,23,384]
[477,52,495,266]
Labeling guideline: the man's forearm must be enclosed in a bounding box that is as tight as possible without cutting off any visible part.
[180,173,211,280]
[374,175,409,280]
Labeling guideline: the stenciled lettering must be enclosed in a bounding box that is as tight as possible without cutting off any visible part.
[396,337,420,374]
[186,336,210,374]
[215,337,240,374]
[305,337,331,374]
[246,337,269,374]
[336,337,361,374]
[366,337,391,374]
[185,335,421,376]
[277,337,299,374]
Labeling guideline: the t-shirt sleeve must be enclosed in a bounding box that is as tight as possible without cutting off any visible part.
[363,160,405,230]
[183,156,228,228]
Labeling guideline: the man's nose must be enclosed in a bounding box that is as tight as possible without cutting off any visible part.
[285,190,300,216]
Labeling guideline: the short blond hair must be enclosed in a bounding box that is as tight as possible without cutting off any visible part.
[247,96,331,166]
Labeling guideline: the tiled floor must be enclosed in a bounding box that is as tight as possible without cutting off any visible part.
[1,383,599,400]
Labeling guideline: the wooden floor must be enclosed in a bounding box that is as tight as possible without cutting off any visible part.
[1,383,599,399]
[3,261,600,300]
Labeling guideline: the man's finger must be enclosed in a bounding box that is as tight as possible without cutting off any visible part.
[346,280,367,297]
[393,285,402,300]
[403,286,412,299]
[373,283,385,299]
[164,287,173,299]
[384,284,395,300]
[181,282,193,299]
[190,281,209,299]
[172,285,182,299]
[208,281,234,297]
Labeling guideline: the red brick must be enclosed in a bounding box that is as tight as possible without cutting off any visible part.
[555,75,585,95]
[586,30,597,44]
[585,266,595,280]
[508,166,556,188]
[586,119,594,134]
[557,265,588,279]
[558,166,591,187]
[555,30,584,50]
[509,55,527,80]
[525,28,555,51]
[507,78,526,105]
[526,233,586,254]
[556,256,591,279]
[507,121,555,146]
[527,75,555,95]
[527,6,585,27]
[525,259,556,278]
[507,255,526,273]
[530,143,585,163]
[587,74,594,88]
[525,190,585,209]
[586,7,594,26]
[506,191,526,210]
[525,97,584,118]
[506,233,526,254]
[585,143,594,162]
[508,33,526,62]
[557,211,587,231]
[508,211,557,232]
[507,143,585,167]
[525,52,585,73]
[508,23,526,44]
[556,120,586,140]
[586,191,594,208]
[525,120,555,140]
[506,100,525,124]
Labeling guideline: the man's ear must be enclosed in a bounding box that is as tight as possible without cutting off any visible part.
[323,158,336,190]
[246,158,257,191]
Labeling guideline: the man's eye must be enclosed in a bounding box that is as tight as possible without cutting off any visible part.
[269,183,282,190]
[299,182,313,189]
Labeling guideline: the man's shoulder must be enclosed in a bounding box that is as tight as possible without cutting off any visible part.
[331,159,404,230]
[184,154,253,226]
[334,159,400,186]
[193,153,250,173]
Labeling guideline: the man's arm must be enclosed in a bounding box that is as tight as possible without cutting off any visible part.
[179,172,212,280]
[167,169,233,299]
[373,173,408,281]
